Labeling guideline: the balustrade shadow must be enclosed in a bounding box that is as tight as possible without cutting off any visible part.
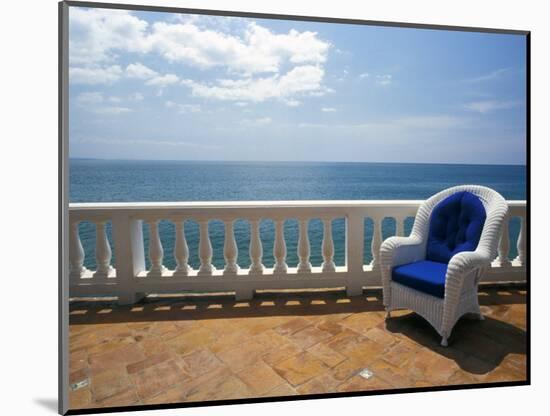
[69,289,386,325]
[70,286,525,326]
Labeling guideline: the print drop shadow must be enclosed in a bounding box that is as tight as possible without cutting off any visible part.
[33,398,58,413]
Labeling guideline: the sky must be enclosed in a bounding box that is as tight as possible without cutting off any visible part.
[68,7,527,165]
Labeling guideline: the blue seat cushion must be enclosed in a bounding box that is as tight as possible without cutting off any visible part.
[392,260,448,298]
[426,191,486,264]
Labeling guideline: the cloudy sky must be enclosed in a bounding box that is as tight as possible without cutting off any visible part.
[69,7,527,165]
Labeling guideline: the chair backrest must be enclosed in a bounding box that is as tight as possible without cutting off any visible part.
[425,191,486,263]
[409,185,508,263]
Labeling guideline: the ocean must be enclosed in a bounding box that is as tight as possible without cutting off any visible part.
[70,160,527,270]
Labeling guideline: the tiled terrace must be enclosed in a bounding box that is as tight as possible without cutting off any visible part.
[68,285,527,410]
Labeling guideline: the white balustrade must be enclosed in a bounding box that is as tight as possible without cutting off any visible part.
[249,219,264,274]
[496,217,512,267]
[395,216,405,237]
[223,220,240,275]
[198,220,216,276]
[68,200,526,302]
[69,220,88,279]
[173,220,190,277]
[514,215,526,266]
[321,218,336,272]
[297,219,312,273]
[93,220,114,278]
[273,219,288,274]
[147,220,166,277]
[370,217,382,271]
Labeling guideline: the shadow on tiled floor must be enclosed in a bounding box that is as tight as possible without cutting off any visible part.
[70,289,386,324]
[385,312,526,374]
[69,285,525,324]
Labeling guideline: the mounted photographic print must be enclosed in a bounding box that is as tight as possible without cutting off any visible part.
[59,1,529,414]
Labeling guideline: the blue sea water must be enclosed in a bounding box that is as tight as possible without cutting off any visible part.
[70,160,527,271]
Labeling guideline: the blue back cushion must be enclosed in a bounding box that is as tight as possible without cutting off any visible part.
[426,191,486,263]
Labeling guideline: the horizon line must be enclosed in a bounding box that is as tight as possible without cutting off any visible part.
[69,157,527,167]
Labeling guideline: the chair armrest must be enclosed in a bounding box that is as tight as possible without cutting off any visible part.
[380,236,425,306]
[444,249,492,301]
[380,236,425,268]
[440,249,493,336]
[447,249,492,273]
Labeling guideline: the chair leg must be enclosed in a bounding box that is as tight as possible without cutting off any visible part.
[441,336,448,347]
[478,313,485,321]
[385,309,391,319]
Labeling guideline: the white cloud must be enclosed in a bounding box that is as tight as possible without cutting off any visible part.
[242,117,272,126]
[94,106,132,115]
[69,10,333,102]
[148,21,329,75]
[234,102,248,107]
[393,115,464,129]
[308,87,334,97]
[165,101,201,113]
[359,72,370,79]
[181,65,325,102]
[129,92,144,101]
[283,99,301,107]
[69,65,123,84]
[298,115,466,130]
[76,91,104,105]
[321,107,337,112]
[70,9,330,76]
[145,73,179,87]
[76,137,220,150]
[126,63,158,79]
[463,100,523,113]
[181,104,201,113]
[69,8,149,65]
[76,92,134,111]
[376,74,392,86]
[464,68,509,83]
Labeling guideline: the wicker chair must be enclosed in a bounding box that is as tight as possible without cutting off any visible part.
[380,185,508,347]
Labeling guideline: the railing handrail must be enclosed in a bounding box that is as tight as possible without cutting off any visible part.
[69,199,526,210]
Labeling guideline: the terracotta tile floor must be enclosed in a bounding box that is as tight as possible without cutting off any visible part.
[68,286,527,410]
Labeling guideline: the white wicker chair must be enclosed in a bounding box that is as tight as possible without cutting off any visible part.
[380,185,508,347]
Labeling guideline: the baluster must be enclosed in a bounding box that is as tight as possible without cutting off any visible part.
[346,213,365,296]
[69,220,88,279]
[273,219,288,274]
[94,220,114,278]
[223,220,240,274]
[496,217,511,267]
[321,218,336,272]
[514,216,526,266]
[249,219,264,274]
[147,220,166,277]
[297,218,312,273]
[395,216,404,237]
[173,220,190,276]
[370,216,382,271]
[198,220,216,275]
